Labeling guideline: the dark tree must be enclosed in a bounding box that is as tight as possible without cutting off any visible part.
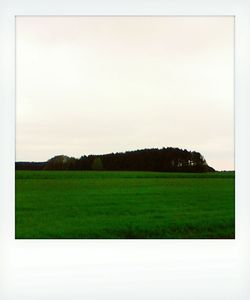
[91,157,103,170]
[15,147,215,172]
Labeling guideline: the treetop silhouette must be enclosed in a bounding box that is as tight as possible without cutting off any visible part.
[16,147,215,172]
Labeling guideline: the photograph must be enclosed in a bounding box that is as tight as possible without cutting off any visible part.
[15,16,234,239]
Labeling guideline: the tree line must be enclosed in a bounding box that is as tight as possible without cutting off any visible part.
[15,147,215,172]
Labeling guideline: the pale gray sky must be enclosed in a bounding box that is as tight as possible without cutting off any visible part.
[16,16,234,170]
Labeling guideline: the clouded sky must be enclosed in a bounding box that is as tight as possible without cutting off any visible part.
[16,16,234,170]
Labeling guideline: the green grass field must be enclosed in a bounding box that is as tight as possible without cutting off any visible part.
[15,171,235,239]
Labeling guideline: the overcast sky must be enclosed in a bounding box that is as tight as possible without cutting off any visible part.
[16,16,234,170]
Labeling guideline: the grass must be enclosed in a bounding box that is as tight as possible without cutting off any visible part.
[15,171,235,239]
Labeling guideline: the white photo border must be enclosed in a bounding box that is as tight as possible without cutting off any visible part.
[1,0,250,299]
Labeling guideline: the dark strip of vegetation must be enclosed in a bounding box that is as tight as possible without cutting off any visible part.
[16,147,215,172]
